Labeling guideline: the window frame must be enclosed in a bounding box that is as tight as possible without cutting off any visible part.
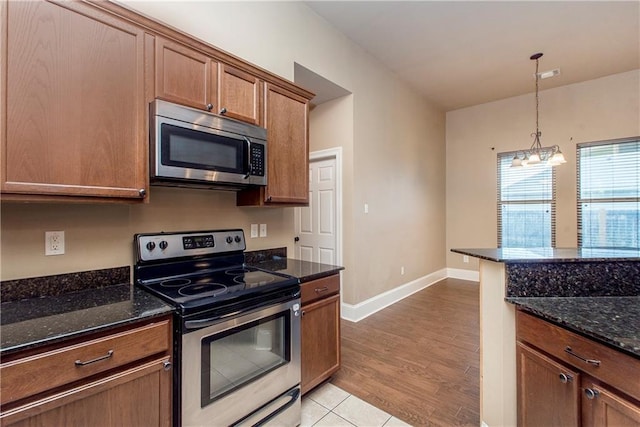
[497,151,557,248]
[576,136,640,249]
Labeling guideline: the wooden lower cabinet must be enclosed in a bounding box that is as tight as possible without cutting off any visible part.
[582,380,640,427]
[0,316,172,427]
[516,310,640,427]
[517,342,581,426]
[1,357,171,427]
[300,275,341,394]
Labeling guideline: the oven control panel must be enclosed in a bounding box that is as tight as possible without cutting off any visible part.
[136,229,246,262]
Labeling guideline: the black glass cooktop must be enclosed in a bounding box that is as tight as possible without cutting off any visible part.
[136,265,298,313]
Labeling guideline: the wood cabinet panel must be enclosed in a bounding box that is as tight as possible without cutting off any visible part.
[301,293,340,394]
[218,63,261,125]
[517,310,640,401]
[2,0,147,200]
[517,342,580,426]
[582,380,640,427]
[1,357,172,427]
[0,320,170,406]
[237,83,309,206]
[155,36,217,111]
[301,275,340,305]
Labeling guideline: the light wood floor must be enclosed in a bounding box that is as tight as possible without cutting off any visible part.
[331,278,480,426]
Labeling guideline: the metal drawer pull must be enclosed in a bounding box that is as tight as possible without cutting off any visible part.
[315,286,329,293]
[584,388,600,400]
[558,373,573,383]
[564,346,600,366]
[75,350,114,366]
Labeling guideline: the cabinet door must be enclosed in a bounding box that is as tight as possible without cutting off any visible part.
[155,37,217,112]
[582,381,640,427]
[218,63,261,125]
[517,342,580,427]
[301,293,340,394]
[2,1,147,200]
[1,357,172,427]
[237,83,309,206]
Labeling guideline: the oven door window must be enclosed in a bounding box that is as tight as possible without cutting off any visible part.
[201,311,290,407]
[161,123,247,174]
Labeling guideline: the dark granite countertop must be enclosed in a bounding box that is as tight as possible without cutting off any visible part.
[248,258,344,283]
[0,284,174,356]
[507,296,640,359]
[452,247,640,263]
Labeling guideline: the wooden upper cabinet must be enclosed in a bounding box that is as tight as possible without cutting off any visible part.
[155,36,217,112]
[237,83,309,206]
[1,1,148,200]
[218,63,261,125]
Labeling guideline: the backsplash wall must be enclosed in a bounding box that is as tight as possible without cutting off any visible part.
[0,186,294,281]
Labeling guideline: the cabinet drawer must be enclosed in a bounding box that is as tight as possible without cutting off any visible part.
[301,275,340,305]
[516,310,640,401]
[0,319,171,406]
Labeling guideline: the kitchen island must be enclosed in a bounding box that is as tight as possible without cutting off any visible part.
[450,247,640,427]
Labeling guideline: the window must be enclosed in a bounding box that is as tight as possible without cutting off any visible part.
[577,138,640,249]
[497,153,556,247]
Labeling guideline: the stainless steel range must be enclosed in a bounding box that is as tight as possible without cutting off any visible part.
[134,229,301,427]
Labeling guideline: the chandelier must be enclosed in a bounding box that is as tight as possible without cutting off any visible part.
[511,53,566,167]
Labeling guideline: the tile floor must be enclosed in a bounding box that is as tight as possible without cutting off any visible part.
[302,382,412,427]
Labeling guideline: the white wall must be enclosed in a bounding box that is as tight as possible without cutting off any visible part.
[446,70,640,271]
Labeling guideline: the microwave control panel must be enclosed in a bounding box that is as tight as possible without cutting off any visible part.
[250,144,265,177]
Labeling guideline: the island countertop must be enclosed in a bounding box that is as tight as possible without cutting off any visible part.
[451,247,640,263]
[507,296,640,359]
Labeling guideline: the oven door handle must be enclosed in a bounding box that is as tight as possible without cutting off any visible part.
[231,387,300,427]
[184,311,240,330]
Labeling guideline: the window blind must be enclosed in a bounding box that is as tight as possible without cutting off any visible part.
[577,138,640,248]
[497,153,556,248]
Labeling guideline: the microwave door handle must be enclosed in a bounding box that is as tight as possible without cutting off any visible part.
[243,137,251,179]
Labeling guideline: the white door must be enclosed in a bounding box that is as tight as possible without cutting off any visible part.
[294,157,337,264]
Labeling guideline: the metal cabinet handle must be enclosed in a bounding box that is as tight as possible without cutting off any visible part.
[75,350,114,366]
[565,346,601,366]
[584,388,600,400]
[138,189,146,198]
[206,103,213,111]
[558,373,573,383]
[301,311,306,317]
[220,107,227,115]
[163,360,172,371]
[315,286,329,293]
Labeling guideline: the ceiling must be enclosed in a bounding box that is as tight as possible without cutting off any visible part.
[304,1,640,111]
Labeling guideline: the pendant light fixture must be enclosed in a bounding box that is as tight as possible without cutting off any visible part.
[511,53,567,167]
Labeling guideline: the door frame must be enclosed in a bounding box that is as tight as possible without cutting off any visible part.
[295,147,343,267]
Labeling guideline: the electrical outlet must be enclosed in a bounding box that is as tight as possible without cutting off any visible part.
[400,266,405,275]
[259,224,267,237]
[463,255,469,263]
[250,224,258,238]
[45,231,65,256]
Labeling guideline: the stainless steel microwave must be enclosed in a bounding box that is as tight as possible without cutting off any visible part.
[150,99,267,189]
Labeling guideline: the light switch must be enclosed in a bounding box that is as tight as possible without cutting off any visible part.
[250,224,258,238]
[259,224,267,237]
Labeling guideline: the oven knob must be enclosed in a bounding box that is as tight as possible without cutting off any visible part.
[146,241,156,251]
[159,240,168,250]
[226,236,233,244]
[234,235,242,243]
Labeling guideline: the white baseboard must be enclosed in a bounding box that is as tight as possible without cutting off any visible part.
[447,267,480,282]
[341,268,448,322]
[341,268,479,322]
